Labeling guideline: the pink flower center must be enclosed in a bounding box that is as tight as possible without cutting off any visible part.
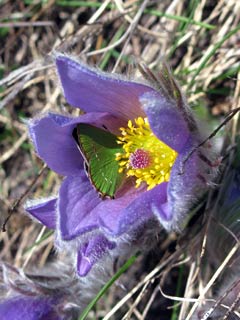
[129,149,151,169]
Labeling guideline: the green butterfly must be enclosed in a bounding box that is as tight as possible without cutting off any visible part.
[76,123,124,199]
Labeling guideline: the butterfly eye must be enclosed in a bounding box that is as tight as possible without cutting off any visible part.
[102,124,108,130]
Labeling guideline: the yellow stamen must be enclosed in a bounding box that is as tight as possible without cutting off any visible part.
[116,117,178,190]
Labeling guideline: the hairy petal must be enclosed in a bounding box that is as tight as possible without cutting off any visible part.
[100,182,169,236]
[77,235,116,276]
[55,54,155,121]
[58,175,141,241]
[0,296,62,320]
[167,140,205,231]
[140,91,191,153]
[25,197,57,229]
[58,172,101,240]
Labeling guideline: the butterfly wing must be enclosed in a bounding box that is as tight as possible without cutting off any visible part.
[77,123,123,198]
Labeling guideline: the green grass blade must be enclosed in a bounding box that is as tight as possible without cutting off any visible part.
[56,1,113,9]
[170,264,184,320]
[145,9,216,30]
[24,0,108,7]
[188,24,240,89]
[99,25,125,70]
[167,0,200,58]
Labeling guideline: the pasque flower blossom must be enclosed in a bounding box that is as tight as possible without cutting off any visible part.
[0,262,80,320]
[0,295,63,320]
[25,54,217,276]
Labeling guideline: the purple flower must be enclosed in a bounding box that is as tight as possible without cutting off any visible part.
[0,296,63,320]
[25,54,217,276]
[0,263,80,320]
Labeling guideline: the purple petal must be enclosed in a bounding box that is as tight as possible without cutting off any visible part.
[25,198,57,229]
[55,54,155,121]
[28,112,119,176]
[100,182,169,235]
[0,296,62,320]
[58,172,102,240]
[140,91,191,153]
[167,141,205,230]
[77,235,116,276]
[58,175,141,241]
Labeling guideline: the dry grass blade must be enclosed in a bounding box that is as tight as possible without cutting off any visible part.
[186,243,239,320]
